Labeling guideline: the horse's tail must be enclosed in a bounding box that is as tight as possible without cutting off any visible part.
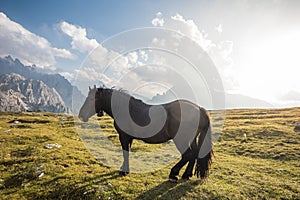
[194,110,213,179]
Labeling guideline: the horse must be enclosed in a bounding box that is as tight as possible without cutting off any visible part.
[78,85,213,182]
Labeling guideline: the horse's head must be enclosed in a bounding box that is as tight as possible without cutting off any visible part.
[78,85,98,122]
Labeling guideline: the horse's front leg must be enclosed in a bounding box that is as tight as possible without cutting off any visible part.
[119,133,133,176]
[120,150,130,175]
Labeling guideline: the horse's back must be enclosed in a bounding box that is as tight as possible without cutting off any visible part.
[165,100,204,122]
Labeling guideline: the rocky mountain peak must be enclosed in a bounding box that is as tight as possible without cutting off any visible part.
[0,73,69,113]
[0,56,85,113]
[0,72,26,83]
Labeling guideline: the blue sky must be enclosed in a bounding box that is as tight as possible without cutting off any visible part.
[1,1,211,39]
[1,1,154,36]
[1,0,300,107]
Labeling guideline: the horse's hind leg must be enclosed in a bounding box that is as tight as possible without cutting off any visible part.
[182,159,195,180]
[182,141,197,180]
[169,149,193,182]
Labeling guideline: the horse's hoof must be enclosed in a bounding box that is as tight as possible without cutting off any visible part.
[119,171,129,176]
[169,177,178,183]
[181,177,190,181]
[181,174,191,180]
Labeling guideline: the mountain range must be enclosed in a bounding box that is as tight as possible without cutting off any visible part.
[0,55,274,113]
[0,73,68,112]
[0,56,85,113]
[148,87,273,109]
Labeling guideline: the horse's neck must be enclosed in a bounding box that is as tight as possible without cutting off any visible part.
[101,90,130,116]
[102,90,137,118]
[101,92,113,117]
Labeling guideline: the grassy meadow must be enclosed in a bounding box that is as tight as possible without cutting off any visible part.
[0,107,299,199]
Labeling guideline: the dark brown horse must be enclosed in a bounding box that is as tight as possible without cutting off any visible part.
[79,85,213,182]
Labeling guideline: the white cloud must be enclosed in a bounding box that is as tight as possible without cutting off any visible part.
[0,12,75,70]
[210,41,234,71]
[152,18,165,27]
[150,13,237,92]
[156,12,162,17]
[127,52,138,64]
[51,48,74,59]
[151,12,164,27]
[215,24,223,33]
[60,21,99,53]
[170,14,214,51]
[139,50,148,61]
[59,71,75,83]
[73,67,119,95]
[72,44,141,94]
[151,37,166,47]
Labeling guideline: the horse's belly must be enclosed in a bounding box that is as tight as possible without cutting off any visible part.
[140,132,171,144]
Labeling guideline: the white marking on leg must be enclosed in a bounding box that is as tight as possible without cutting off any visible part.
[121,150,130,172]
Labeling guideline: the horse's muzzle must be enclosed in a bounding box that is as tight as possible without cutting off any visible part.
[97,111,104,117]
[79,116,88,122]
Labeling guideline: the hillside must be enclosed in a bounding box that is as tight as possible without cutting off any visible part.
[0,108,299,199]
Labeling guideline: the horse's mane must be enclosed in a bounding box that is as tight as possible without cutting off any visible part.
[99,86,147,106]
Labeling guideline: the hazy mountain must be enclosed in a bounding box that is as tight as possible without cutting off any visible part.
[149,88,273,109]
[0,56,85,113]
[0,73,68,112]
[280,90,300,102]
[225,93,273,109]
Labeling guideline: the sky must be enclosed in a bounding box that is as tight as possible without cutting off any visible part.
[0,0,300,107]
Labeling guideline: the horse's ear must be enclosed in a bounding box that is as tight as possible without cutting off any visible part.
[94,85,96,89]
[89,86,91,91]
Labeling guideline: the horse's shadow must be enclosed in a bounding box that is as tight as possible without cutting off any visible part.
[135,179,202,200]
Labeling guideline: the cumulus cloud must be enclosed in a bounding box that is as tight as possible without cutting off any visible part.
[59,71,75,83]
[66,13,234,102]
[72,42,140,94]
[127,52,138,64]
[139,50,148,61]
[215,24,223,33]
[60,21,99,53]
[150,13,237,92]
[169,14,215,51]
[0,12,75,70]
[151,13,233,60]
[151,12,164,27]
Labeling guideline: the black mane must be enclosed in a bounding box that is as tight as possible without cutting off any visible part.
[98,87,147,106]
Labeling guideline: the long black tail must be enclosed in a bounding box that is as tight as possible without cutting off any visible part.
[194,113,213,179]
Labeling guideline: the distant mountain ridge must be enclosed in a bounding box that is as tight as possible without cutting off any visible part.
[0,73,68,112]
[225,93,273,109]
[148,88,273,109]
[0,56,85,113]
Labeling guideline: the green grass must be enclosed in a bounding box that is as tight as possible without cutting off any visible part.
[0,108,299,199]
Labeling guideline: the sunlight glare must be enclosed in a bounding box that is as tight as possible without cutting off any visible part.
[237,31,300,102]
